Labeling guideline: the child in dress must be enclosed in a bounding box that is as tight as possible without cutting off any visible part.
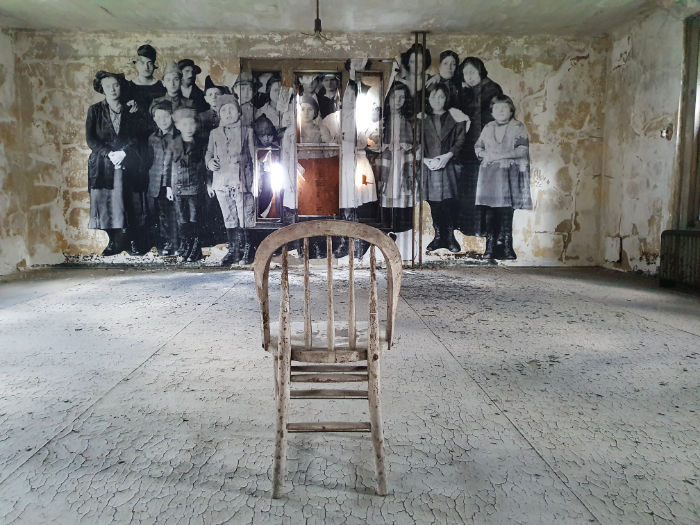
[167,108,206,262]
[474,95,532,260]
[205,95,255,266]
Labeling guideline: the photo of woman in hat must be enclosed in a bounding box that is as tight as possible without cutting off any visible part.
[86,71,144,256]
[178,59,208,112]
[298,95,336,145]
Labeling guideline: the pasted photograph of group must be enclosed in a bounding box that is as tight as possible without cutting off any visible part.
[85,42,532,265]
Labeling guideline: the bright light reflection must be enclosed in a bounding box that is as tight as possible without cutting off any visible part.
[355,92,377,135]
[270,162,285,192]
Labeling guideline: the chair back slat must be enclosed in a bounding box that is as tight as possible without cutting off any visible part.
[348,237,356,350]
[326,235,335,352]
[304,237,311,350]
[369,245,378,354]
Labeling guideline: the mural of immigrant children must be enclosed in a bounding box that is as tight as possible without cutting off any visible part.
[205,95,255,266]
[253,114,280,219]
[456,56,504,237]
[255,74,283,130]
[86,71,144,256]
[167,108,207,262]
[149,62,194,116]
[178,59,208,112]
[146,100,179,256]
[425,50,461,109]
[422,82,466,253]
[378,82,415,235]
[233,72,256,127]
[127,44,166,127]
[474,95,532,260]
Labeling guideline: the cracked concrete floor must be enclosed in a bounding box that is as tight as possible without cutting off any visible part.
[0,266,698,524]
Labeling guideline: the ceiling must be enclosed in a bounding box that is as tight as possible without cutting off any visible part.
[0,0,659,36]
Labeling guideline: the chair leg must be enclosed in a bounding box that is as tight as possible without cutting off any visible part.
[272,347,290,498]
[367,355,387,495]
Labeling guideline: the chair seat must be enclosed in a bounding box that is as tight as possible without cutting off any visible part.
[269,321,387,362]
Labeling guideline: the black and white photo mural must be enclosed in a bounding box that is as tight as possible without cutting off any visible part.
[84,42,532,265]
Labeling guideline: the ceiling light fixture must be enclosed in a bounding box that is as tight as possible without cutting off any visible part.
[302,0,331,44]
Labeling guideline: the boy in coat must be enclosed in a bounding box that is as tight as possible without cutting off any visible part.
[205,95,255,266]
[167,108,206,262]
[146,100,179,255]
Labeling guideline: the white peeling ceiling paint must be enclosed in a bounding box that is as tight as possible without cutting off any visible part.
[0,0,660,36]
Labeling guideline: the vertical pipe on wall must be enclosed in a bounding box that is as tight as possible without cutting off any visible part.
[419,31,427,268]
[411,32,419,268]
[410,30,429,268]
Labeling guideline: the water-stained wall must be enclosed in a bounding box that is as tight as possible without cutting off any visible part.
[0,32,26,273]
[0,28,611,273]
[601,7,690,272]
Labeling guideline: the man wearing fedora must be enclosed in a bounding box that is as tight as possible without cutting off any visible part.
[178,59,208,112]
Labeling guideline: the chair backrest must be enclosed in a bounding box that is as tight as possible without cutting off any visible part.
[253,220,403,355]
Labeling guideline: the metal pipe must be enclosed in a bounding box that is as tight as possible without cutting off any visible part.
[411,32,419,268]
[418,31,428,268]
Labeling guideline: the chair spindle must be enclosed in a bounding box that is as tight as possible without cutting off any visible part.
[327,235,335,352]
[348,237,356,350]
[273,244,291,497]
[367,243,387,495]
[304,237,311,350]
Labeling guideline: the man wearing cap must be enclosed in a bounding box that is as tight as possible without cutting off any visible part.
[127,44,166,127]
[233,72,256,128]
[198,75,229,138]
[178,58,208,112]
[149,62,194,117]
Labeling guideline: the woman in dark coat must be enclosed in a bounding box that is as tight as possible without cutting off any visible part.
[455,57,504,237]
[425,50,461,109]
[422,82,466,253]
[86,71,144,255]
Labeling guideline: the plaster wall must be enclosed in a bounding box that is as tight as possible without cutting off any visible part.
[0,32,27,273]
[1,29,609,273]
[600,8,689,272]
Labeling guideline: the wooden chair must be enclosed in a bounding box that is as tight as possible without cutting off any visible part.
[253,220,403,498]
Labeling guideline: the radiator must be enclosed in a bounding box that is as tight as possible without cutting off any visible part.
[659,230,700,288]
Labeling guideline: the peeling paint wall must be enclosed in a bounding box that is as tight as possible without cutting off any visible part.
[0,31,28,273]
[0,29,609,273]
[600,8,688,273]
